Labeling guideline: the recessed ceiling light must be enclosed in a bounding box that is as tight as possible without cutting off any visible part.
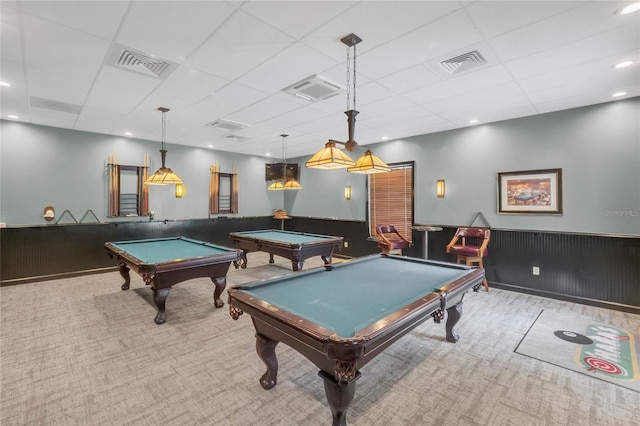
[265,153,271,157]
[0,81,10,87]
[124,132,132,136]
[381,136,388,140]
[7,115,19,119]
[612,92,627,97]
[620,2,640,14]
[614,61,633,68]
[469,119,479,124]
[206,144,214,148]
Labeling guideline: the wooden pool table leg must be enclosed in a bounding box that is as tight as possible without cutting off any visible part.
[445,302,463,343]
[318,370,360,426]
[152,288,171,324]
[233,251,248,269]
[256,334,279,389]
[291,261,304,271]
[211,276,226,308]
[117,262,131,290]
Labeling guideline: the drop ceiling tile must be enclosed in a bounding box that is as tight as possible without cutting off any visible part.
[75,106,129,135]
[242,1,356,39]
[505,24,639,80]
[355,10,486,80]
[425,81,526,114]
[376,64,442,94]
[96,66,162,94]
[489,1,630,62]
[466,0,582,39]
[22,14,109,80]
[1,3,23,64]
[117,1,236,62]
[196,82,270,120]
[226,93,305,125]
[404,65,514,106]
[26,67,92,105]
[0,58,25,89]
[21,0,128,40]
[153,66,230,105]
[186,10,295,80]
[303,1,461,60]
[83,81,148,113]
[517,54,639,93]
[237,42,338,93]
[0,86,29,120]
[29,107,79,129]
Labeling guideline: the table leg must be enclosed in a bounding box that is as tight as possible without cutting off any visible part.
[234,251,248,269]
[445,302,463,343]
[318,370,360,426]
[152,287,171,324]
[118,262,131,290]
[256,334,279,389]
[268,253,275,264]
[291,261,304,271]
[211,276,226,308]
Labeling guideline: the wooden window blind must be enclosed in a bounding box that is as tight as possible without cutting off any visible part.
[368,162,414,241]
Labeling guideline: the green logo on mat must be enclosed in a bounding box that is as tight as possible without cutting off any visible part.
[576,324,639,382]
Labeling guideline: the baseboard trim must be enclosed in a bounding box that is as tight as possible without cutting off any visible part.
[0,267,117,286]
[490,281,640,315]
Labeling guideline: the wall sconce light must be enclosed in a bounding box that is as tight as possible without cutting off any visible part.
[344,185,351,200]
[175,183,186,198]
[436,180,445,198]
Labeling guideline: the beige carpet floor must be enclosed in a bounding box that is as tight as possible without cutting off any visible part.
[1,253,639,426]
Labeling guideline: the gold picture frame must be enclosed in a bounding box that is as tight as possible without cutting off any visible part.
[497,168,562,214]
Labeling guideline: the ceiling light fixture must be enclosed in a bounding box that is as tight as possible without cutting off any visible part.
[145,107,184,185]
[305,33,390,174]
[614,61,633,68]
[268,134,302,190]
[620,2,640,14]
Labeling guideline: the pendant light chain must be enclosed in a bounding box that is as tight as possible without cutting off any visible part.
[345,43,357,111]
[352,42,356,111]
[161,109,166,150]
[346,44,351,111]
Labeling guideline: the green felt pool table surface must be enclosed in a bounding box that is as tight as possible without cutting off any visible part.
[107,237,236,264]
[240,255,471,338]
[230,229,339,244]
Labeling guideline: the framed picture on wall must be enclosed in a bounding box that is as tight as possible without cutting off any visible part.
[497,168,562,214]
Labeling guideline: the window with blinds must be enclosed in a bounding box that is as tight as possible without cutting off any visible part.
[368,162,414,241]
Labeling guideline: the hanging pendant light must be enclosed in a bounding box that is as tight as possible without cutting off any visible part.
[268,134,302,190]
[145,107,184,185]
[305,33,389,173]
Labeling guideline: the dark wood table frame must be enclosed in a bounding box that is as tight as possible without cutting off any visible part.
[105,238,241,324]
[228,255,484,425]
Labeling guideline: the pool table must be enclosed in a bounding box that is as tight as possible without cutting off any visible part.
[228,229,343,271]
[105,237,241,324]
[228,254,484,425]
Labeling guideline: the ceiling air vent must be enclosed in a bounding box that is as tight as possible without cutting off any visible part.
[282,75,343,102]
[30,96,82,114]
[205,119,250,133]
[107,44,177,79]
[440,50,488,75]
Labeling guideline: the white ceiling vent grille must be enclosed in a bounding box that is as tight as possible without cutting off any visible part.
[282,75,343,102]
[440,50,488,74]
[224,135,246,142]
[205,119,250,133]
[30,96,82,114]
[108,44,177,79]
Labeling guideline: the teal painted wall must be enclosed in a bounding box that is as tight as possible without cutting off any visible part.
[288,98,640,235]
[2,98,638,235]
